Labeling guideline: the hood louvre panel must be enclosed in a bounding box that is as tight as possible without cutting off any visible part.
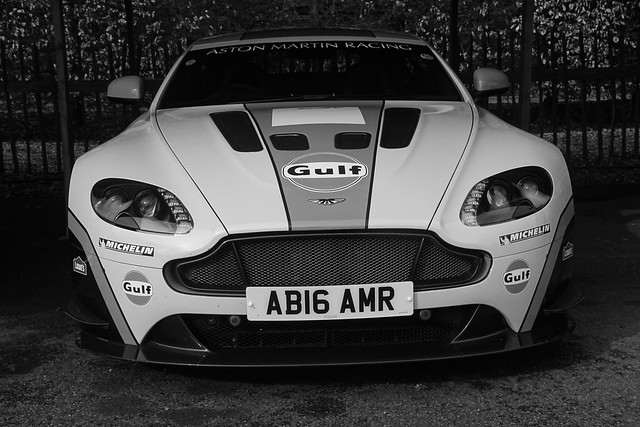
[380,108,421,149]
[269,133,309,151]
[210,111,263,152]
[335,132,371,150]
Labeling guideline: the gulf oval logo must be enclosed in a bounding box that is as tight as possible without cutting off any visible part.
[502,259,531,294]
[282,152,368,193]
[122,271,153,306]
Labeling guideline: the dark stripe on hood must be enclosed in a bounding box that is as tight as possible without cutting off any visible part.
[247,101,384,231]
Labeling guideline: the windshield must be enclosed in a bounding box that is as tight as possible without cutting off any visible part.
[158,40,462,109]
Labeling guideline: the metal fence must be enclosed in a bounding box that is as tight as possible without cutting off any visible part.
[1,27,639,186]
[452,30,640,170]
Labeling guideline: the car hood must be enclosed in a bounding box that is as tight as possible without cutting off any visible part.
[155,101,473,233]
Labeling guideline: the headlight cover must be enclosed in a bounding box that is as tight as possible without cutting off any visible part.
[92,179,193,234]
[460,167,552,226]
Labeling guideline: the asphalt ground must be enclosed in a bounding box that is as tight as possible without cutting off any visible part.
[1,189,639,426]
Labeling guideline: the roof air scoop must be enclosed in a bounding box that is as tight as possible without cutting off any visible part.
[379,108,421,149]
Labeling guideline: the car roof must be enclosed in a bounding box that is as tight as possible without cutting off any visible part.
[191,28,427,50]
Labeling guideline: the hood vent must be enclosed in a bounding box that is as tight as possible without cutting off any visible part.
[335,132,371,150]
[210,111,263,152]
[269,133,309,151]
[380,108,421,149]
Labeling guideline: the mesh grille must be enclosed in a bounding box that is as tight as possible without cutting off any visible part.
[185,306,474,350]
[415,240,476,281]
[170,232,485,295]
[238,235,419,288]
[180,243,244,289]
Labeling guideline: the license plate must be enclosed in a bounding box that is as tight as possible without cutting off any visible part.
[246,282,413,321]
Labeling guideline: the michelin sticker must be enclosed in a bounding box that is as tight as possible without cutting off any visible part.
[502,259,531,294]
[499,224,550,246]
[99,238,155,256]
[283,152,368,193]
[122,271,153,306]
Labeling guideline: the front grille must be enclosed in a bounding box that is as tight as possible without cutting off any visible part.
[184,306,475,350]
[167,232,488,296]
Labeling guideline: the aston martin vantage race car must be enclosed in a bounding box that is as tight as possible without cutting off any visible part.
[67,28,582,366]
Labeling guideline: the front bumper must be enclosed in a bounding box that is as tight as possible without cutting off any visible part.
[68,281,581,366]
[67,197,580,367]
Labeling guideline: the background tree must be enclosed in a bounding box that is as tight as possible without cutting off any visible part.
[0,0,637,81]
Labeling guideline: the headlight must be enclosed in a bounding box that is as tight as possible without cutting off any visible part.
[92,179,193,234]
[460,167,552,226]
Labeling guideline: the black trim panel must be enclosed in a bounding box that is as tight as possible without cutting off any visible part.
[520,198,577,331]
[67,211,138,345]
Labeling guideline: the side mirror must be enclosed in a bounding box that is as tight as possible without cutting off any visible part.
[472,68,510,97]
[107,75,145,103]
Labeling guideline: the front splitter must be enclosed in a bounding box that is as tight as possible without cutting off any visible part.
[77,313,570,367]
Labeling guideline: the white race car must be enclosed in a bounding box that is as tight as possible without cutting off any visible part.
[67,28,582,366]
